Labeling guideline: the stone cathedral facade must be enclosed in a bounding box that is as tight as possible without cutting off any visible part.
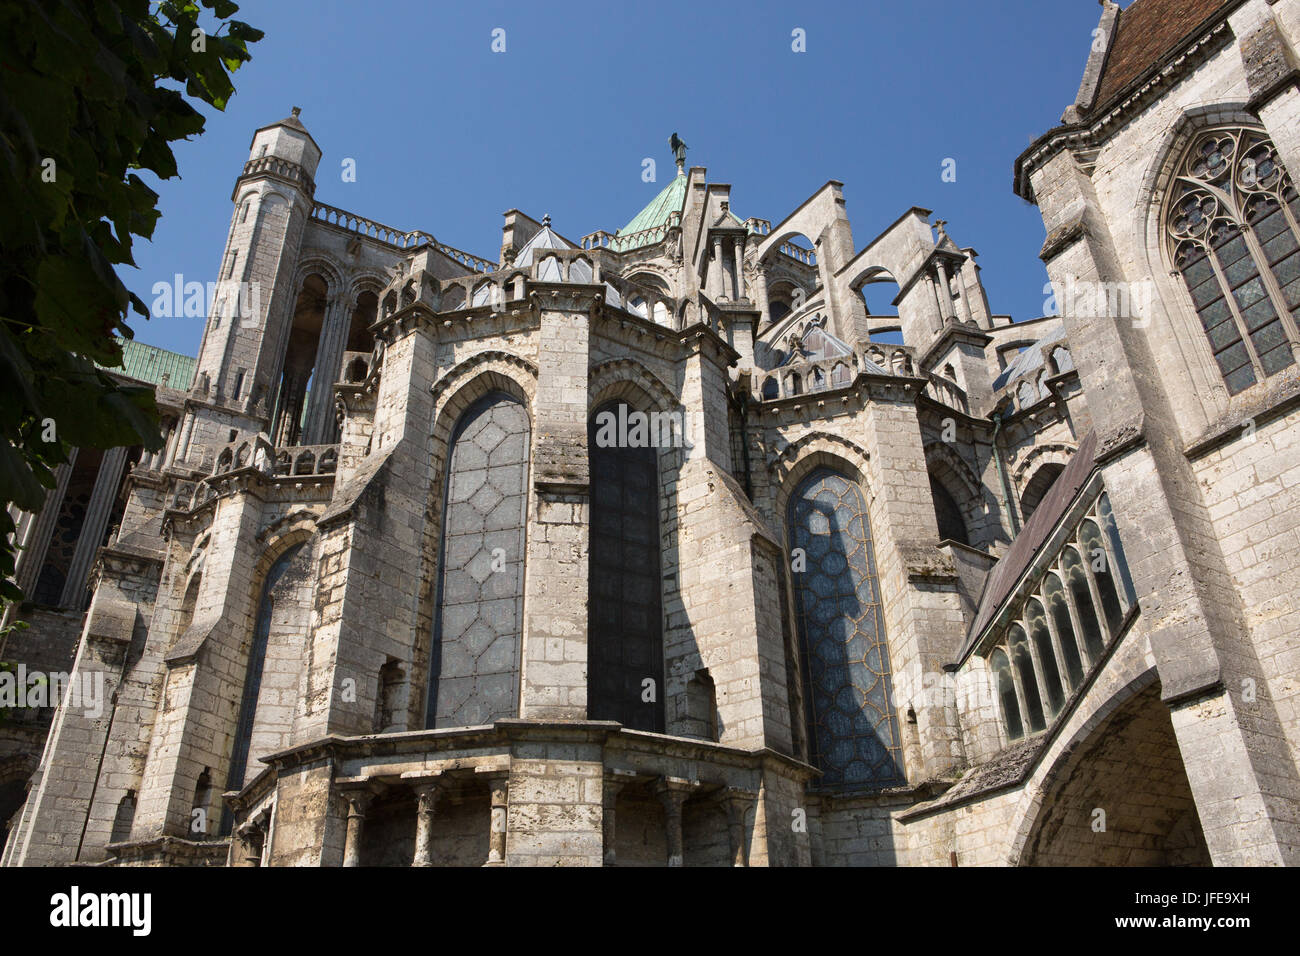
[3,0,1300,867]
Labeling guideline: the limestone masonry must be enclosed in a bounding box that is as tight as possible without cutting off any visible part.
[3,0,1299,866]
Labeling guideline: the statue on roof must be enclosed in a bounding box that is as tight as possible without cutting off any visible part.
[669,133,688,173]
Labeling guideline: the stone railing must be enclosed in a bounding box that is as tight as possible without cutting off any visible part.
[580,230,616,250]
[242,156,314,192]
[754,344,918,402]
[924,372,970,415]
[273,444,339,477]
[610,222,671,251]
[745,217,771,236]
[778,240,816,266]
[310,202,495,272]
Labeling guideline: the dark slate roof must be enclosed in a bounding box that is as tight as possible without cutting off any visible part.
[1092,0,1234,111]
[959,430,1099,660]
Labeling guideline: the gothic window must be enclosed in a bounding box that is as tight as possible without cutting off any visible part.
[1061,545,1106,663]
[986,491,1138,743]
[787,468,904,789]
[109,791,136,845]
[588,401,664,732]
[426,392,529,729]
[224,541,306,823]
[1021,462,1064,524]
[990,648,1023,741]
[1007,624,1045,733]
[1079,520,1124,636]
[1025,598,1064,717]
[929,476,970,546]
[1166,127,1300,394]
[1042,572,1084,689]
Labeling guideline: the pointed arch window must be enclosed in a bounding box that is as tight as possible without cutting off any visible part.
[426,392,530,728]
[787,468,904,789]
[1166,127,1300,394]
[222,541,307,834]
[588,401,664,732]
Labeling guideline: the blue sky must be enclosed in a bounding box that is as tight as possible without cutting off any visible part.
[127,0,1106,357]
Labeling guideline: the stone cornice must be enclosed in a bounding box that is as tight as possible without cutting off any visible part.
[917,322,993,370]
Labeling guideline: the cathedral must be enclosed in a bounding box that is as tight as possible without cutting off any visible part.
[3,0,1299,866]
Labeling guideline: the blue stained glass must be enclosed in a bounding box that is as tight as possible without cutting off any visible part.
[788,468,905,789]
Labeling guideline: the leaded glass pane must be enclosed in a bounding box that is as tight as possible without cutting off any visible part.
[588,402,664,732]
[1225,363,1258,395]
[222,541,310,833]
[788,468,903,789]
[1168,128,1300,392]
[428,393,529,728]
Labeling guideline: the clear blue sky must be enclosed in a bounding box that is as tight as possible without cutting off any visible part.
[127,0,1106,357]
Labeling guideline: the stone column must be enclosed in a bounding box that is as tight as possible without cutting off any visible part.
[301,296,350,446]
[733,236,747,300]
[934,260,957,324]
[59,445,129,608]
[655,777,696,867]
[14,453,76,596]
[601,775,627,867]
[955,269,976,326]
[485,774,509,866]
[712,235,726,300]
[924,273,944,336]
[723,789,757,867]
[753,266,770,326]
[521,289,596,720]
[411,779,443,867]
[236,819,265,867]
[341,787,375,868]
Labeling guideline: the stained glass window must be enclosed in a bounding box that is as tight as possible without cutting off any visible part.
[1166,127,1300,394]
[588,402,665,732]
[222,541,307,834]
[427,392,529,728]
[787,468,904,789]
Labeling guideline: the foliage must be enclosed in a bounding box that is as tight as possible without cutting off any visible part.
[0,1,262,601]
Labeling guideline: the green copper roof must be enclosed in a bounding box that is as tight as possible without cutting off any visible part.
[98,336,196,390]
[612,173,687,251]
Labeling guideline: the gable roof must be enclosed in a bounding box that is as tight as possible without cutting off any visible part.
[98,336,195,390]
[513,221,576,266]
[1092,0,1235,111]
[959,430,1099,661]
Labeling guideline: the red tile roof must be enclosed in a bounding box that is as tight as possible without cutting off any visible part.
[1093,0,1235,110]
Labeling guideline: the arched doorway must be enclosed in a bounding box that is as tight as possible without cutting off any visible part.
[1019,682,1210,866]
